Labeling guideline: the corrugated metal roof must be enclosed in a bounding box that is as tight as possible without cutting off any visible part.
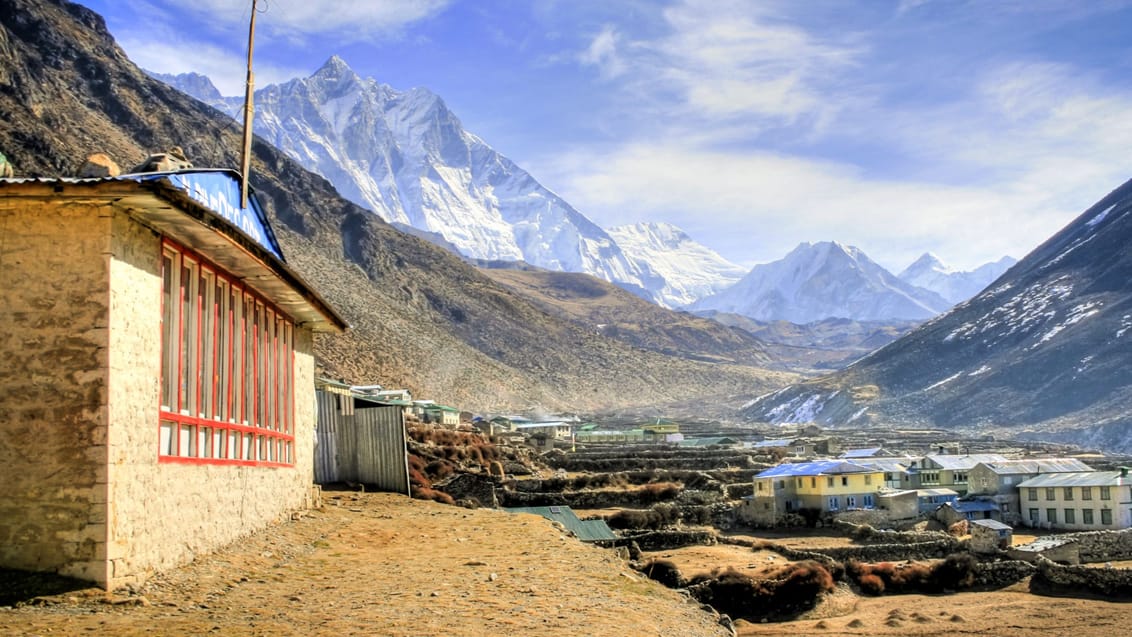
[950,500,998,512]
[753,439,794,448]
[850,458,912,472]
[971,519,1012,531]
[1017,471,1130,488]
[0,172,346,332]
[917,488,959,497]
[756,460,875,478]
[925,454,1008,470]
[504,506,617,542]
[842,448,882,458]
[977,458,1094,474]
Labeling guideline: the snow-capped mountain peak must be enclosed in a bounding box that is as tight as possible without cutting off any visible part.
[607,222,747,308]
[159,57,662,293]
[899,252,1017,304]
[691,240,950,323]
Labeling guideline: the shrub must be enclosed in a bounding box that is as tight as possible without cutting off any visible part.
[858,573,885,595]
[929,554,977,591]
[425,459,455,481]
[641,559,684,588]
[411,486,455,505]
[692,561,835,621]
[638,482,681,504]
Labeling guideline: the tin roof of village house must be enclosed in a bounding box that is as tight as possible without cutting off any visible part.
[1017,471,1131,488]
[756,460,876,478]
[976,458,1094,474]
[0,170,347,332]
[923,453,1008,470]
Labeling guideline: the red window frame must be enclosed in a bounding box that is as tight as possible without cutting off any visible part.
[158,238,295,467]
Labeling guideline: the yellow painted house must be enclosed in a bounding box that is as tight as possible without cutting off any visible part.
[742,460,885,526]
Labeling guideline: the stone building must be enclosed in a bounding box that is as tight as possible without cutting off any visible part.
[0,169,346,589]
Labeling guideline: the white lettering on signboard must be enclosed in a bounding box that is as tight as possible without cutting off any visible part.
[170,173,281,259]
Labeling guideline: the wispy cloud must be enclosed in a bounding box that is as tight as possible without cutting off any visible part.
[578,25,625,79]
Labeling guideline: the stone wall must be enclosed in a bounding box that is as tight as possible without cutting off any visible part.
[1036,556,1132,596]
[105,210,319,588]
[0,200,113,583]
[622,530,717,551]
[0,198,321,589]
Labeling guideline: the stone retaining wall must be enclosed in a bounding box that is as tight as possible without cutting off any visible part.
[1035,556,1132,596]
[1039,528,1132,563]
[621,530,717,551]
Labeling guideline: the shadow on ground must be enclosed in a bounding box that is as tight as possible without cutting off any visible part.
[0,569,92,606]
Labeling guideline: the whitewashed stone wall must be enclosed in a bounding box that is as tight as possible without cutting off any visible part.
[1,197,319,589]
[0,200,113,583]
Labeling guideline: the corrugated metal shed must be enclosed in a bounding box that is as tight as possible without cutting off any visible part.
[504,506,617,542]
[1017,471,1130,488]
[315,388,410,494]
[842,448,882,458]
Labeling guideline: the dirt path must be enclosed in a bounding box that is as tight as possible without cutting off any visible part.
[2,492,727,637]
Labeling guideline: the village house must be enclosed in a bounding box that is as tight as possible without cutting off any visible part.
[0,169,346,589]
[906,453,1007,494]
[967,458,1094,524]
[741,460,884,526]
[969,519,1013,553]
[1016,470,1132,530]
[848,457,915,489]
[514,421,574,440]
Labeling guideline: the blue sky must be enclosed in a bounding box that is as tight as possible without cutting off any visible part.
[78,0,1132,272]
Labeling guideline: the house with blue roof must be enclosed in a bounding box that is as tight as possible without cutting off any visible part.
[740,460,885,526]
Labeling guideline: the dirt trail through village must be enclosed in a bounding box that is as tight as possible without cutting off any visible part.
[1,492,725,637]
[2,492,1130,636]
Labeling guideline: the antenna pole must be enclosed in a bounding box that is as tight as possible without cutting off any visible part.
[239,0,259,208]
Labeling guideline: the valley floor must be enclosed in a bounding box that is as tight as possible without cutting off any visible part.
[3,492,1129,637]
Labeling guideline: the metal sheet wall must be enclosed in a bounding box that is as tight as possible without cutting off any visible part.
[314,392,340,484]
[314,390,410,495]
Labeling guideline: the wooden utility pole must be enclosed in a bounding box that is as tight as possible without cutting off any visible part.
[239,0,259,208]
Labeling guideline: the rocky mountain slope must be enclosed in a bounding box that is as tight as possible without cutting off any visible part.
[743,179,1132,451]
[691,241,951,323]
[899,252,1017,304]
[477,264,776,367]
[159,59,665,302]
[0,0,791,413]
[605,222,747,308]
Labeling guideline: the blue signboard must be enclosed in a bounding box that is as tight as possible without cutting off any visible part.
[135,171,285,261]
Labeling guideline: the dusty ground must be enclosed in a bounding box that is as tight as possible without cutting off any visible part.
[4,495,1131,637]
[1,492,727,637]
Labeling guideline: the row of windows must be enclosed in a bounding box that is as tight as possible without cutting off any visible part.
[1027,486,1111,501]
[1029,507,1113,526]
[828,495,875,510]
[159,240,296,466]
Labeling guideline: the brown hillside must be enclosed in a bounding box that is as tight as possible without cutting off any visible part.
[0,0,793,413]
[480,266,777,366]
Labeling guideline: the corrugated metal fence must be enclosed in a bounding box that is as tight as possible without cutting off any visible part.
[314,390,410,494]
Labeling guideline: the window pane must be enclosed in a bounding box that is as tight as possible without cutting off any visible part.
[228,431,239,459]
[212,428,224,459]
[244,296,255,425]
[216,279,229,421]
[199,269,214,418]
[159,420,176,456]
[160,251,178,410]
[243,433,254,460]
[180,424,195,457]
[198,427,211,458]
[179,260,198,415]
[230,286,242,423]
